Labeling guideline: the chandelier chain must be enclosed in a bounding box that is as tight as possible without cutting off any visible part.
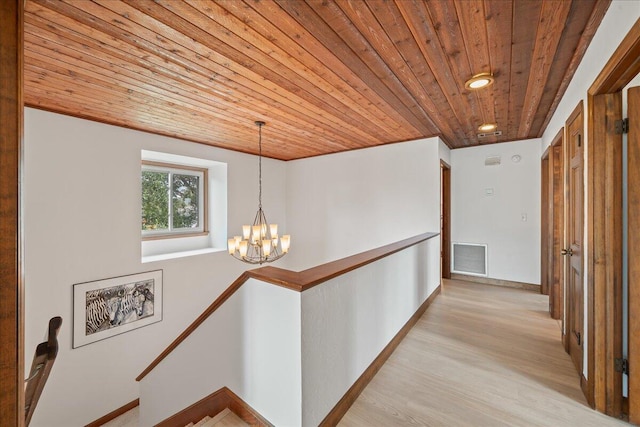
[258,121,263,209]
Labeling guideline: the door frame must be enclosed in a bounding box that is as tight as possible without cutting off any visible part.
[565,101,585,375]
[586,19,640,417]
[541,148,550,297]
[0,1,25,427]
[628,86,640,422]
[440,160,451,280]
[550,128,565,320]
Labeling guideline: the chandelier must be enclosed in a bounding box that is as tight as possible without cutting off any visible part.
[228,121,291,264]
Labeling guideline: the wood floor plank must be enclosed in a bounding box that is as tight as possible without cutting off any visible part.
[339,279,627,427]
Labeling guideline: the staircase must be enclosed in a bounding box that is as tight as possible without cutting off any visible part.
[185,409,248,427]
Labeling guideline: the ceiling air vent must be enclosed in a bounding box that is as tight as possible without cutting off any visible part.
[484,156,501,166]
[477,130,502,138]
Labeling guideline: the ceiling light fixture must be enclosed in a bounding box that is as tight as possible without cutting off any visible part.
[465,72,494,90]
[228,121,290,264]
[478,123,498,132]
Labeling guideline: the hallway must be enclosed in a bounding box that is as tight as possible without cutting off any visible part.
[339,279,628,426]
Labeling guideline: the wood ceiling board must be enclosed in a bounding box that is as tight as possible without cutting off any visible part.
[517,0,572,138]
[455,0,497,137]
[396,0,476,147]
[484,0,513,142]
[364,0,468,144]
[425,0,489,145]
[166,0,387,144]
[506,0,542,141]
[23,0,611,159]
[27,0,371,157]
[534,0,610,136]
[202,0,409,141]
[242,0,419,140]
[89,2,379,149]
[295,0,440,135]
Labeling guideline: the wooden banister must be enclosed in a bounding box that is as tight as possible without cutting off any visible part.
[25,316,62,426]
[136,232,438,381]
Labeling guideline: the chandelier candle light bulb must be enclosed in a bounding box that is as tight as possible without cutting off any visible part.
[229,121,291,264]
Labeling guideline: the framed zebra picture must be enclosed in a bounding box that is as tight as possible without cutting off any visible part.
[72,270,163,348]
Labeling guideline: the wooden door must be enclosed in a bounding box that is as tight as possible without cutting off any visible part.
[565,103,584,374]
[629,86,640,423]
[541,151,550,297]
[550,132,565,320]
[440,161,451,280]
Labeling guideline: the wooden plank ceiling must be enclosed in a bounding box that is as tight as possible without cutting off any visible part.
[23,0,610,161]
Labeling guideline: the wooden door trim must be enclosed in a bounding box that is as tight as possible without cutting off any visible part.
[586,18,640,417]
[550,128,565,320]
[589,93,623,414]
[628,86,640,423]
[441,160,451,280]
[0,1,25,427]
[541,149,550,297]
[566,100,585,381]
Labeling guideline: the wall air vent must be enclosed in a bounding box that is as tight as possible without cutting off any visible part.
[478,130,503,138]
[484,156,501,166]
[452,243,487,276]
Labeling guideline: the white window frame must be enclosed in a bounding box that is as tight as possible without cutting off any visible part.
[141,161,208,240]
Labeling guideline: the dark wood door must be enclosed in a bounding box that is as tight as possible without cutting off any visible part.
[440,161,451,280]
[628,85,640,423]
[566,103,584,375]
[541,151,550,297]
[550,133,565,320]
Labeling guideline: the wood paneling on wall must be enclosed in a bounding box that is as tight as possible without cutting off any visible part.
[0,1,24,426]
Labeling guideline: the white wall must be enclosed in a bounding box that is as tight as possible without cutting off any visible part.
[538,1,640,379]
[439,139,452,166]
[300,237,440,426]
[284,138,442,271]
[24,108,288,427]
[139,279,302,427]
[450,139,541,284]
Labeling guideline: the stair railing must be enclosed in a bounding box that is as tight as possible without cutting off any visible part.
[24,316,62,426]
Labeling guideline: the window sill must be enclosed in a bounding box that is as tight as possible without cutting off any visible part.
[141,247,224,263]
[142,231,209,241]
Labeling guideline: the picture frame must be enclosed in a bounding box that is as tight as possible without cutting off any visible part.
[73,270,163,348]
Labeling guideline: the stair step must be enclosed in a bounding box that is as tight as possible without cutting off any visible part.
[192,415,212,427]
[211,411,248,427]
[185,407,249,427]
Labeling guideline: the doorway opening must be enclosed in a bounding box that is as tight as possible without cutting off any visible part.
[441,160,451,281]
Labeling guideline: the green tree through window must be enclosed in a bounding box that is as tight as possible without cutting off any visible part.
[172,174,199,229]
[141,170,169,231]
[141,163,205,236]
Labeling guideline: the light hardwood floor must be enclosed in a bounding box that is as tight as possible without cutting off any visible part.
[339,279,629,427]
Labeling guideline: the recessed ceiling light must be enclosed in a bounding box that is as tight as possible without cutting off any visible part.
[465,73,494,90]
[478,123,498,132]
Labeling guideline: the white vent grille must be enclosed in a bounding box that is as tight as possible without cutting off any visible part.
[484,156,501,166]
[452,243,487,276]
[478,130,503,138]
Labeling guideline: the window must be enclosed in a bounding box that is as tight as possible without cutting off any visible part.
[140,150,227,262]
[141,161,207,238]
